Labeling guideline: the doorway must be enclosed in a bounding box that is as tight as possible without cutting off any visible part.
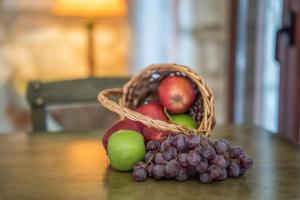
[229,0,300,143]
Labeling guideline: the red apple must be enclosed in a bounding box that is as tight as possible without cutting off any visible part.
[143,127,171,142]
[159,76,196,113]
[102,119,143,151]
[136,102,168,122]
[136,102,170,142]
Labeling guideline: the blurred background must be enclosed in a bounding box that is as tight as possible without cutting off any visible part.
[1,0,298,143]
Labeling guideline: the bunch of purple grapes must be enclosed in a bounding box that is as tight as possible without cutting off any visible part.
[133,134,253,183]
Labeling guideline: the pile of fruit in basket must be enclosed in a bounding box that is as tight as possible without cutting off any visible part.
[102,75,200,149]
[99,64,253,184]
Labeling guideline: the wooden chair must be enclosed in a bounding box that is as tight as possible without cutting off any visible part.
[26,77,129,131]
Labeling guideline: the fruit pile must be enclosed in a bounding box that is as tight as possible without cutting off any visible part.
[103,75,199,150]
[133,134,253,183]
[101,72,253,184]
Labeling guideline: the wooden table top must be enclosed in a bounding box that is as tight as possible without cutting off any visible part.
[0,125,300,200]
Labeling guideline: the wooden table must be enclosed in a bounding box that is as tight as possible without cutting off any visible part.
[0,125,300,200]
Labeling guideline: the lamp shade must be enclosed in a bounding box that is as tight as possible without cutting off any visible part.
[53,0,127,17]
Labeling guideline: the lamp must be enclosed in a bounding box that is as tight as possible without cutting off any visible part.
[53,0,128,76]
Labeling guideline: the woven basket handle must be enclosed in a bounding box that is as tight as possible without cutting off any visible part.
[98,88,209,136]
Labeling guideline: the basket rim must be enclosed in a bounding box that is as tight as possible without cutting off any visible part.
[98,63,216,136]
[122,63,215,130]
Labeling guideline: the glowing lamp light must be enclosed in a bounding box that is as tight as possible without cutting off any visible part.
[53,0,128,77]
[53,0,127,18]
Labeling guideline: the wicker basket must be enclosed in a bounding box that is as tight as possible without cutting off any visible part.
[98,63,216,136]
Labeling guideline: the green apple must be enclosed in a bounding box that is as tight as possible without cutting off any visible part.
[108,130,146,171]
[170,114,198,129]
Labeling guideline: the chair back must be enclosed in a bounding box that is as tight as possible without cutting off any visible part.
[27,77,129,131]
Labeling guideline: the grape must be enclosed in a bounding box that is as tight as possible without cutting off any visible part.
[176,167,189,181]
[172,146,178,158]
[154,152,167,165]
[239,154,253,169]
[195,145,203,154]
[177,153,189,167]
[164,160,180,178]
[145,151,155,163]
[239,167,247,175]
[227,162,240,178]
[152,164,165,180]
[213,140,228,155]
[133,167,147,181]
[220,139,230,148]
[201,145,216,160]
[187,150,201,166]
[208,165,223,180]
[147,164,155,177]
[228,146,244,159]
[146,140,160,151]
[225,159,230,167]
[133,161,147,170]
[186,134,200,149]
[162,147,173,161]
[201,137,211,147]
[162,146,177,161]
[187,165,196,177]
[172,135,187,151]
[160,139,172,151]
[195,159,209,173]
[216,168,227,181]
[132,134,253,183]
[210,155,227,168]
[199,173,213,184]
